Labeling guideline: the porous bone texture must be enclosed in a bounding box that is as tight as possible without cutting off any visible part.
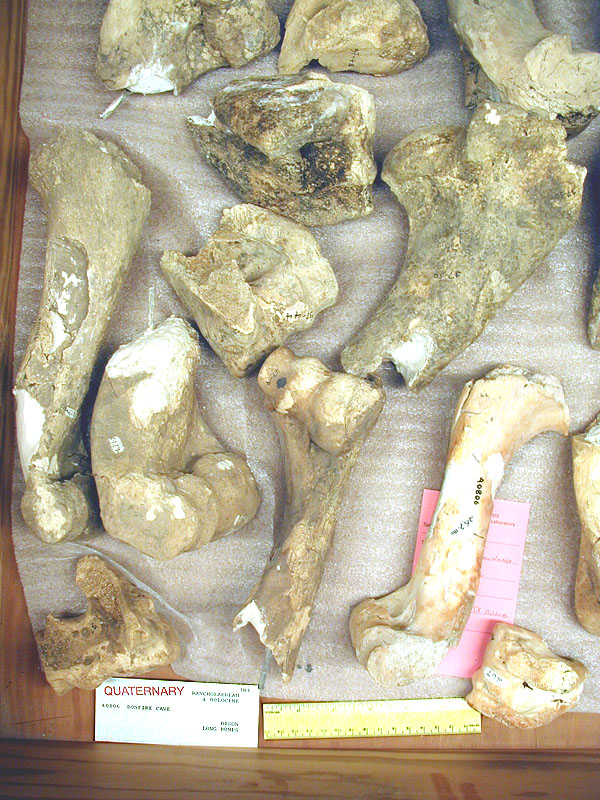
[187,73,377,226]
[279,0,429,76]
[90,316,260,559]
[97,0,280,95]
[14,128,151,544]
[466,622,588,728]
[37,555,180,694]
[341,102,585,388]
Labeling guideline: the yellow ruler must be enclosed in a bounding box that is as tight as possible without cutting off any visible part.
[263,697,481,740]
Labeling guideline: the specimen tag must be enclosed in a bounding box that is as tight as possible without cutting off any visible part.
[95,678,259,747]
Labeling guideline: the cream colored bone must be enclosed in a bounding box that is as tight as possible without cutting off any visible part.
[350,366,569,686]
[233,346,384,681]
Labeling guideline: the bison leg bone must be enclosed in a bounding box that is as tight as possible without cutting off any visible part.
[14,129,150,543]
[350,366,569,686]
[341,102,585,388]
[572,414,600,636]
[91,317,260,560]
[37,555,180,695]
[466,623,587,728]
[233,346,384,681]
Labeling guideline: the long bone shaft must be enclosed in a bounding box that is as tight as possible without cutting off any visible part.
[350,366,569,686]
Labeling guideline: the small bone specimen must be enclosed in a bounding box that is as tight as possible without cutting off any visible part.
[233,347,384,680]
[466,623,587,728]
[572,414,600,636]
[341,102,585,388]
[187,73,377,226]
[447,0,600,133]
[588,282,600,350]
[161,204,339,377]
[91,316,260,560]
[37,555,180,695]
[14,129,151,544]
[278,0,429,76]
[97,0,280,95]
[350,366,569,687]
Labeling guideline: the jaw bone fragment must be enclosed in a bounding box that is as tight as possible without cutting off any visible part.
[161,204,339,377]
[350,366,569,687]
[466,623,587,728]
[447,0,600,133]
[187,73,377,226]
[278,0,429,76]
[572,414,600,636]
[90,316,260,560]
[233,346,384,680]
[14,129,151,544]
[37,555,180,695]
[97,0,280,96]
[341,102,585,388]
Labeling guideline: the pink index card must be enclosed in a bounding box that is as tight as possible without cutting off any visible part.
[412,489,530,679]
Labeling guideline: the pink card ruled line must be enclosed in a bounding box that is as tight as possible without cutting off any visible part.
[412,489,530,679]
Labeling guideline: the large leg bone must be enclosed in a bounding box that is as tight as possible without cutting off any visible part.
[350,366,569,686]
[447,0,600,134]
[233,347,384,680]
[14,129,151,543]
[466,623,587,728]
[572,414,600,636]
[341,102,585,388]
[37,555,180,695]
[91,317,260,560]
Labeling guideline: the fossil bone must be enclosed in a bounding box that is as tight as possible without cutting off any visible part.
[187,73,377,226]
[233,346,384,680]
[466,623,587,728]
[37,555,180,695]
[90,316,260,560]
[14,128,151,544]
[341,102,585,388]
[161,204,338,377]
[350,366,569,686]
[278,0,429,76]
[572,414,600,636]
[447,0,600,133]
[97,0,280,96]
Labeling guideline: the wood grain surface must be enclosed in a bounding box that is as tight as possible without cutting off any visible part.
[0,0,599,795]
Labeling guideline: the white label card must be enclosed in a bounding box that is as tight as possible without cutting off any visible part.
[95,678,259,747]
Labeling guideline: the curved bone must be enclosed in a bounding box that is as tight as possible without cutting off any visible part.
[37,555,180,695]
[90,316,260,560]
[278,0,428,76]
[341,102,585,388]
[187,73,377,226]
[233,347,384,680]
[572,414,600,636]
[161,204,338,377]
[97,0,280,95]
[466,623,587,728]
[350,366,569,686]
[447,0,600,133]
[14,129,151,543]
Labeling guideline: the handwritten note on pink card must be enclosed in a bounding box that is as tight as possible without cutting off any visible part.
[413,489,530,679]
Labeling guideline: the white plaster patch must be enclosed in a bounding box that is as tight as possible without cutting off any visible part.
[48,310,68,353]
[389,332,434,386]
[233,600,267,640]
[484,107,501,125]
[170,496,186,519]
[484,452,505,495]
[14,389,46,479]
[126,62,176,94]
[217,459,234,471]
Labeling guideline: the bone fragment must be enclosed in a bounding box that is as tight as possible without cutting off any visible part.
[466,623,587,728]
[572,414,600,636]
[279,0,429,76]
[187,73,377,226]
[350,366,569,687]
[161,205,338,377]
[14,129,151,544]
[233,347,384,680]
[341,102,585,388]
[447,0,600,133]
[90,316,260,560]
[97,0,280,96]
[37,555,180,695]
